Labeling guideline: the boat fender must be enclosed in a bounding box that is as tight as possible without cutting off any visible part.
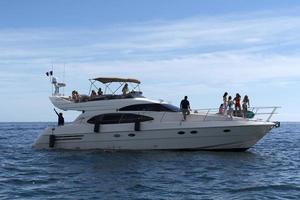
[134,121,140,131]
[274,121,280,128]
[49,135,56,148]
[94,123,100,133]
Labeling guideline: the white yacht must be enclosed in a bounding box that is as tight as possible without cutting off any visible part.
[33,76,280,151]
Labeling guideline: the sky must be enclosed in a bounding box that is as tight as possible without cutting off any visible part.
[0,0,300,122]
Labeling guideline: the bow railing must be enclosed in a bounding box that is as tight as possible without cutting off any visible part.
[192,106,280,122]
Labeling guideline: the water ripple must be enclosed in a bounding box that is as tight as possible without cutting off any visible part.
[0,122,300,199]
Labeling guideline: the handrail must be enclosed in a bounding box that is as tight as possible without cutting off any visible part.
[203,109,211,121]
[74,105,279,123]
[129,106,280,122]
[192,106,280,122]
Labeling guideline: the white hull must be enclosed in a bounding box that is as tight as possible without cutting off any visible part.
[33,121,274,151]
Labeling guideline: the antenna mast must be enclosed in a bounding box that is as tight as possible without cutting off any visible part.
[51,63,54,95]
[63,63,66,96]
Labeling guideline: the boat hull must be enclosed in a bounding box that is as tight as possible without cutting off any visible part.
[33,123,274,151]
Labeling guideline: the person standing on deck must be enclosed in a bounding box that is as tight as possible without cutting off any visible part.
[180,96,191,121]
[227,96,234,119]
[242,95,250,118]
[54,108,64,126]
[234,93,241,112]
[223,92,228,114]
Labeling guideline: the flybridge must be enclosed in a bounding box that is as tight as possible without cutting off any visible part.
[46,72,143,98]
[88,77,141,96]
[47,75,145,111]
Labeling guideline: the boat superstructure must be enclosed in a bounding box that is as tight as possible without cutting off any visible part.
[33,76,280,151]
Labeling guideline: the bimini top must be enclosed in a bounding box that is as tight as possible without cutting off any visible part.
[91,77,141,84]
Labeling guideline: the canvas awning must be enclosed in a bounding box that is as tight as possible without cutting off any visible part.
[91,77,141,84]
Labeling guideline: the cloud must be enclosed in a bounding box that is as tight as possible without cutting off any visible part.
[68,53,300,86]
[1,8,300,121]
[1,10,300,82]
[1,9,300,63]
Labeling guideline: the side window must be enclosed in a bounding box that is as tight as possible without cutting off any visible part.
[119,104,145,111]
[139,115,154,122]
[120,114,138,123]
[87,113,153,124]
[102,114,122,124]
[87,113,122,124]
[87,115,102,124]
[120,114,153,123]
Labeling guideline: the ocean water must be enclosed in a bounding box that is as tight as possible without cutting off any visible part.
[0,122,299,200]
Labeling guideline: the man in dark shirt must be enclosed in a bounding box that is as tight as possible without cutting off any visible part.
[180,96,190,121]
[54,108,64,126]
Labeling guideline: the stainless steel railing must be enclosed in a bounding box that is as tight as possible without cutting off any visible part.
[192,106,280,122]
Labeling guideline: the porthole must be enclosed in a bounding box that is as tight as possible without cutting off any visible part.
[190,130,198,134]
[178,131,185,135]
[223,129,231,133]
[114,134,121,138]
[128,133,135,137]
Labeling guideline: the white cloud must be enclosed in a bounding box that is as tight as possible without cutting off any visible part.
[1,10,300,62]
[67,53,300,86]
[1,9,300,121]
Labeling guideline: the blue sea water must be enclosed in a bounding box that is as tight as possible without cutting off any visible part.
[0,122,299,200]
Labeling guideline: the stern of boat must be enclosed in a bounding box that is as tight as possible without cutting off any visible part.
[32,127,54,149]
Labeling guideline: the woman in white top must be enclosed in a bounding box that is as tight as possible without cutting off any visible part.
[223,92,228,114]
[227,96,234,119]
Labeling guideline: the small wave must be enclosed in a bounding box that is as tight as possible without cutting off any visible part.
[1,122,300,199]
[228,184,300,193]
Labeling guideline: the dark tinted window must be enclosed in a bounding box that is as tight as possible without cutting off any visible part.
[119,103,180,112]
[87,113,122,124]
[102,113,122,124]
[87,115,103,124]
[163,104,181,112]
[87,113,153,124]
[120,113,153,123]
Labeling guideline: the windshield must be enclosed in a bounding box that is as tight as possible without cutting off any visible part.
[162,104,181,112]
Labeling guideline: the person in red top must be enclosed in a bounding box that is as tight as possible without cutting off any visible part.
[233,93,241,112]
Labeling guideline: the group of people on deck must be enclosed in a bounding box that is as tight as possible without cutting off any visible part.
[179,93,250,121]
[220,92,250,119]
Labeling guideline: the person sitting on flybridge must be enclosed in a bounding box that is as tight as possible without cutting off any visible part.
[122,83,129,95]
[90,90,97,98]
[97,88,103,95]
[71,90,80,102]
